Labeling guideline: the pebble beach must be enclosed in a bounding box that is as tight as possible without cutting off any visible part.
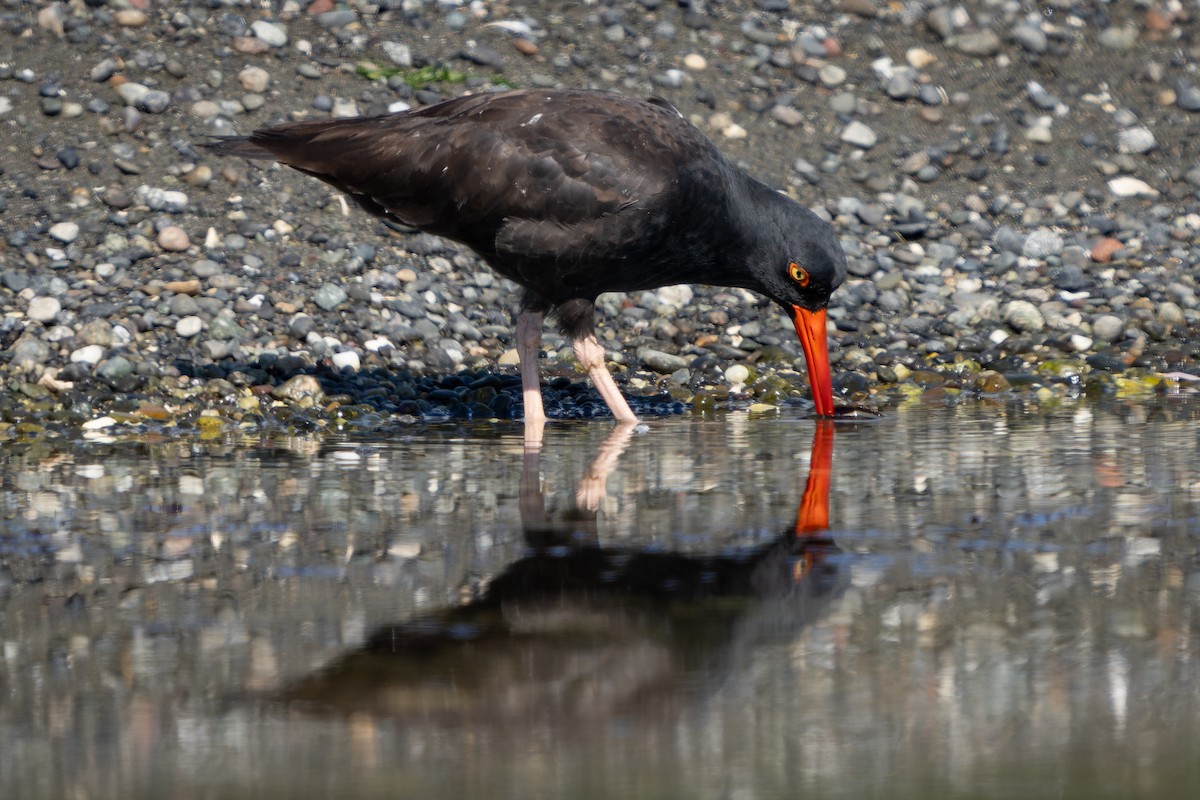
[3,0,1199,433]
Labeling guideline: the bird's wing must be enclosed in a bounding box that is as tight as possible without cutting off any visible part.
[216,91,715,257]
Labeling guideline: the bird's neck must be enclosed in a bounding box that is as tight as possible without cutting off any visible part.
[716,174,791,293]
[653,169,789,296]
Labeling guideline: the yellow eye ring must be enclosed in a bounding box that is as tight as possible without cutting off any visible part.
[788,262,810,287]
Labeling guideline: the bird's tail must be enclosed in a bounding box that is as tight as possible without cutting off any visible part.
[199,119,390,172]
[201,137,278,160]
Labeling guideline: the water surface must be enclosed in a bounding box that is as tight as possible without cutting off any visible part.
[2,401,1199,799]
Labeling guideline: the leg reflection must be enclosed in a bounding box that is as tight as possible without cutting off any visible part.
[519,422,638,544]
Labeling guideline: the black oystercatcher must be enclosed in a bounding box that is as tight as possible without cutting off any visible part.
[205,89,846,423]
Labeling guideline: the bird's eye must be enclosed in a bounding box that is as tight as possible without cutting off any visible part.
[788,262,810,287]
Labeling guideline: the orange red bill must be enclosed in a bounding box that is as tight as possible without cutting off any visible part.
[791,306,835,418]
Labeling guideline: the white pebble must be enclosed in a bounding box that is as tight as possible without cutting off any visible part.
[364,337,394,352]
[1025,119,1053,143]
[115,82,150,106]
[818,64,847,87]
[1092,314,1125,342]
[906,47,937,69]
[49,222,79,243]
[683,53,707,71]
[251,20,288,47]
[709,112,733,129]
[176,316,203,337]
[27,296,62,323]
[721,123,747,140]
[381,41,413,67]
[655,284,693,310]
[1117,126,1156,154]
[135,185,189,213]
[190,100,222,119]
[725,364,750,386]
[70,345,105,365]
[390,541,421,559]
[1108,176,1158,197]
[841,120,878,149]
[238,66,271,93]
[331,351,361,372]
[871,56,896,80]
[332,99,360,118]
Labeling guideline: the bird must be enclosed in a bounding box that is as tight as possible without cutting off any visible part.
[204,88,846,427]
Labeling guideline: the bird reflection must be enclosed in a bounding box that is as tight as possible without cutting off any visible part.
[283,421,844,725]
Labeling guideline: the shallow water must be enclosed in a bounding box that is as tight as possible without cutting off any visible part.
[2,400,1200,799]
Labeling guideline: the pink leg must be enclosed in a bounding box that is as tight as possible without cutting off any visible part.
[573,333,638,423]
[515,311,547,434]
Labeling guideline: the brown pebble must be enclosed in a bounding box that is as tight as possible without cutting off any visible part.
[975,371,1012,393]
[136,403,173,421]
[183,164,213,188]
[307,0,335,13]
[106,184,136,205]
[1091,237,1123,262]
[910,370,946,388]
[37,5,64,36]
[837,0,877,17]
[771,105,804,128]
[513,38,538,56]
[822,37,842,58]
[164,279,201,295]
[273,374,326,402]
[233,36,271,55]
[921,387,948,403]
[1162,348,1186,365]
[1145,8,1173,33]
[157,227,191,252]
[114,9,148,27]
[160,537,193,559]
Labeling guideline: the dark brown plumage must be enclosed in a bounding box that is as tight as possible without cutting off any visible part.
[204,89,846,427]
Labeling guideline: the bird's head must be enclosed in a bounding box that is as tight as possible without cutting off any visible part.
[754,205,847,417]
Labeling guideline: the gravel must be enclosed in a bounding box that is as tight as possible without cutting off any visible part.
[1,0,1198,435]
